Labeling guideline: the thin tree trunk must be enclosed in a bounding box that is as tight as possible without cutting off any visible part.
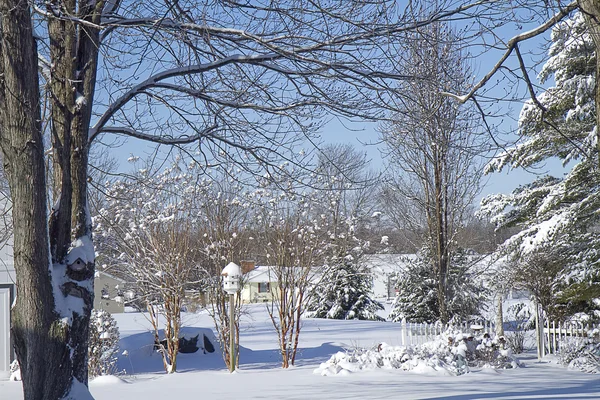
[496,293,505,337]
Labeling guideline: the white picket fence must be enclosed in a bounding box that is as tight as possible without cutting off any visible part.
[543,320,599,356]
[399,318,496,347]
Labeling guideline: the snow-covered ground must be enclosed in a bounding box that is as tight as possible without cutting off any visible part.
[2,304,600,399]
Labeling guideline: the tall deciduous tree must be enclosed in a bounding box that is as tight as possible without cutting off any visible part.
[379,20,485,324]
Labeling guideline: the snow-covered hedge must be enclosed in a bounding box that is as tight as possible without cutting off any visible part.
[557,337,600,374]
[314,331,520,376]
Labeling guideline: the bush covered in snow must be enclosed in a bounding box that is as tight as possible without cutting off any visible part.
[557,337,600,374]
[88,309,120,378]
[503,302,532,354]
[314,330,520,376]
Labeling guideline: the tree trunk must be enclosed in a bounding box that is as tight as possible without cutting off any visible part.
[0,2,75,398]
[0,0,101,398]
[580,0,600,168]
[496,293,505,337]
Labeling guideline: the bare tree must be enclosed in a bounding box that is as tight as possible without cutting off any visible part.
[255,185,326,368]
[94,163,204,373]
[379,20,486,324]
[196,171,255,371]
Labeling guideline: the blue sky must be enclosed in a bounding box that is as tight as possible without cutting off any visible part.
[104,5,570,207]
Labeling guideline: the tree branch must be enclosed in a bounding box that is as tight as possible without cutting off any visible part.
[442,1,579,104]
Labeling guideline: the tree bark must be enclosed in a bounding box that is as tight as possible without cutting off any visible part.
[0,0,100,398]
[579,0,600,168]
[0,1,74,398]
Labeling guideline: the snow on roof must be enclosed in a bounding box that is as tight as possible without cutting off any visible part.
[244,266,277,283]
[66,236,95,265]
[243,265,321,283]
[221,262,242,277]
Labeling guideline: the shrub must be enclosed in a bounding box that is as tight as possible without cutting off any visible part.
[88,309,120,378]
[557,337,600,374]
[503,302,532,354]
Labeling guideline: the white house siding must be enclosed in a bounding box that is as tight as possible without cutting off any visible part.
[0,238,14,379]
[241,266,278,304]
[94,271,126,314]
[362,254,416,300]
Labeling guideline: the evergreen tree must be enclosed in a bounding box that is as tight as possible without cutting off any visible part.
[306,251,384,321]
[389,248,489,323]
[480,12,600,318]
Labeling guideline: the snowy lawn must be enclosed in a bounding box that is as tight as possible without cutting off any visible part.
[2,303,600,399]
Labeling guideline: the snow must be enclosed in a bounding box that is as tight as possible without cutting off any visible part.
[66,236,96,265]
[2,304,600,399]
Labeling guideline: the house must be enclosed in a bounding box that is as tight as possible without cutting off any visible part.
[241,265,278,303]
[362,253,416,300]
[239,263,327,304]
[93,270,126,314]
[0,239,15,379]
[363,252,509,301]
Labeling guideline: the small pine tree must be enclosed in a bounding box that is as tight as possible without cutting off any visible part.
[88,309,120,378]
[389,247,488,323]
[306,254,384,321]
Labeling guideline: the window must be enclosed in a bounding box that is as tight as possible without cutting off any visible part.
[258,282,270,293]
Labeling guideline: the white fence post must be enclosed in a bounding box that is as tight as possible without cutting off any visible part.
[401,317,407,347]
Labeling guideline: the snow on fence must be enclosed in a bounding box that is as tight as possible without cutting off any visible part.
[543,320,600,356]
[399,318,496,347]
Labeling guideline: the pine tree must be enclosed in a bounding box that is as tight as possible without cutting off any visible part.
[480,12,600,318]
[388,248,488,323]
[306,253,384,321]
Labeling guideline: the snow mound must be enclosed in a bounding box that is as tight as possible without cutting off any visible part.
[315,331,521,376]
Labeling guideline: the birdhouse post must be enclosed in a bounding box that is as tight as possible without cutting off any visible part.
[221,262,241,372]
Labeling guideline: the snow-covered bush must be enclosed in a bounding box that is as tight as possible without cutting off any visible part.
[314,330,520,376]
[504,302,532,354]
[88,309,120,378]
[557,338,600,374]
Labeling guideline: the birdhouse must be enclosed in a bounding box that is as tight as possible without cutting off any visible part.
[221,262,241,294]
[68,257,86,272]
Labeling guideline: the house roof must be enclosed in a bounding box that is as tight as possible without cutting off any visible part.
[94,270,127,283]
[362,252,503,277]
[244,266,277,283]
